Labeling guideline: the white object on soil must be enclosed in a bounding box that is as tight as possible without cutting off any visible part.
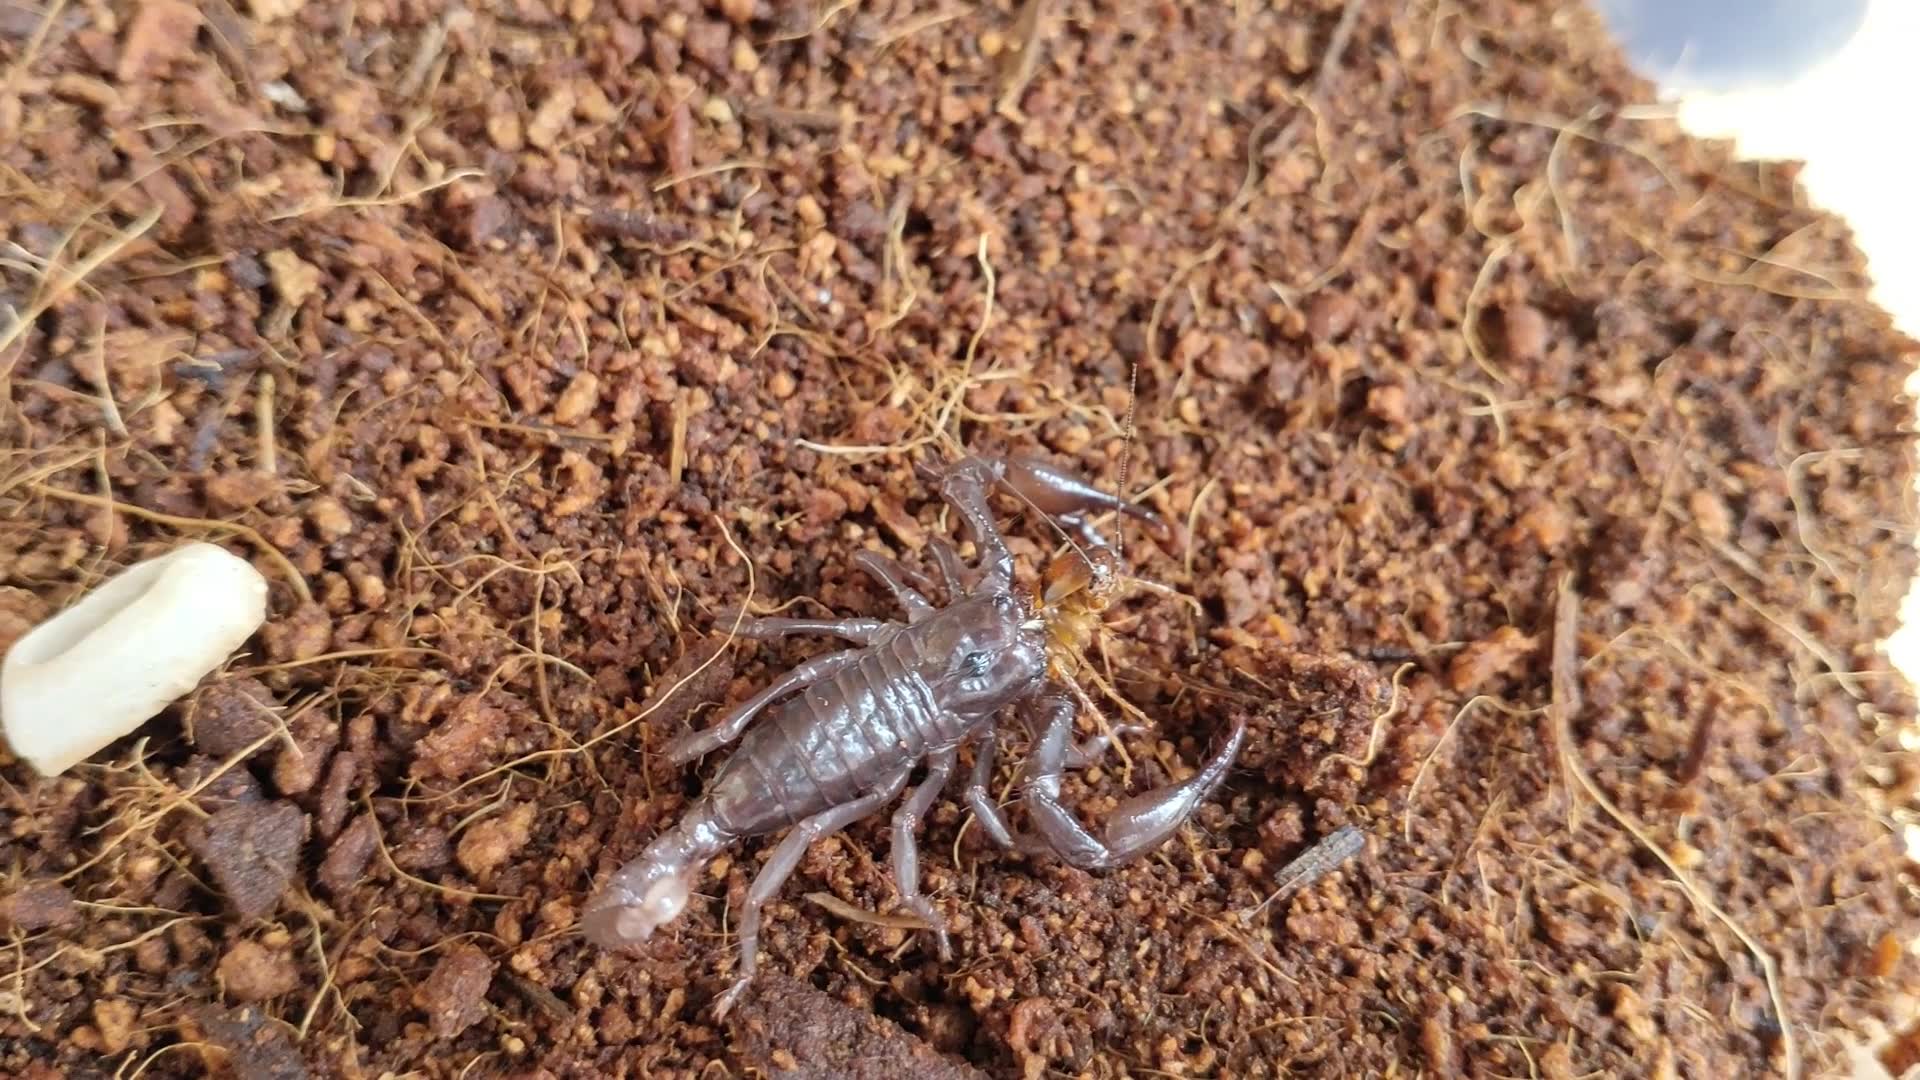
[1,542,269,775]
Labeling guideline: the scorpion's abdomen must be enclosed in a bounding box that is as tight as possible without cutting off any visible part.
[706,633,960,837]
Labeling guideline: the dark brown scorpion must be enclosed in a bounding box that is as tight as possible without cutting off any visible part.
[582,453,1247,1015]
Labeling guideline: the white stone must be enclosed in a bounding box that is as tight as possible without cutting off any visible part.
[2,542,269,775]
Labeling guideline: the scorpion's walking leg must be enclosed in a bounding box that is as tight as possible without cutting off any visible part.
[852,550,935,622]
[1018,690,1246,870]
[965,720,1147,851]
[1063,724,1148,769]
[664,648,863,765]
[731,616,891,645]
[929,538,968,599]
[964,727,1018,850]
[716,767,912,1018]
[890,747,957,957]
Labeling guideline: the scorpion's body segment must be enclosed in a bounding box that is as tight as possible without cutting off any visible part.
[706,596,1046,836]
[582,455,1246,1017]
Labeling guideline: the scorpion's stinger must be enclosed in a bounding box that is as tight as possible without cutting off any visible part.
[581,806,733,951]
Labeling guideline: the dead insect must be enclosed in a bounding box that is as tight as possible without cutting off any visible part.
[581,453,1245,1016]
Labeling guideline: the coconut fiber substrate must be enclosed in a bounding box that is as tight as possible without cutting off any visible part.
[3,0,1919,1077]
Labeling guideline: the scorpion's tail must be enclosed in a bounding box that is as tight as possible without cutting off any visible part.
[581,807,732,950]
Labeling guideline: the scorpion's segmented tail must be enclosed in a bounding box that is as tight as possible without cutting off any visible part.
[581,805,732,949]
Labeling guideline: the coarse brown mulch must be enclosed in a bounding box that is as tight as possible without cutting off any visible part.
[3,0,1919,1077]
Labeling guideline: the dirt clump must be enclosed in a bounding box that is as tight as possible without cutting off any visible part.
[413,942,498,1039]
[187,801,307,918]
[730,974,990,1080]
[3,0,1919,1076]
[0,881,77,932]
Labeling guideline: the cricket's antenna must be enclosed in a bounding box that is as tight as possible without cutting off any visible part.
[1114,347,1139,564]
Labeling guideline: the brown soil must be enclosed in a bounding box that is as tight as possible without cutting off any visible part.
[3,0,1918,1077]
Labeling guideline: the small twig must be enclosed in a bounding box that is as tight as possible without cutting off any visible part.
[1239,825,1366,922]
[1315,0,1366,95]
[255,371,277,475]
[805,892,932,930]
[265,169,483,222]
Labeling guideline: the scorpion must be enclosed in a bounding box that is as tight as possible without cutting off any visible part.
[581,452,1247,1016]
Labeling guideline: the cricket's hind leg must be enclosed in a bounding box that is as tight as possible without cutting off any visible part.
[991,453,1171,554]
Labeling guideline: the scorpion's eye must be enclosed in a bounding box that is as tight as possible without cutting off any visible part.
[961,651,992,677]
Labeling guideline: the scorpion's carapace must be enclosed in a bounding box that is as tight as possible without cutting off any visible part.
[581,453,1245,1018]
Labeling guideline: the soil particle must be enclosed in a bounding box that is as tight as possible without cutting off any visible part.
[180,755,266,812]
[0,882,77,932]
[189,1005,308,1080]
[116,0,201,83]
[1306,293,1357,342]
[393,825,453,872]
[1225,644,1385,804]
[92,998,139,1055]
[188,801,307,918]
[455,801,536,880]
[413,942,495,1038]
[317,813,377,895]
[637,635,737,737]
[409,694,513,781]
[1445,625,1540,694]
[1499,303,1550,364]
[729,974,989,1080]
[270,707,338,796]
[306,497,352,544]
[261,603,332,664]
[314,751,357,839]
[218,940,300,1003]
[186,678,280,760]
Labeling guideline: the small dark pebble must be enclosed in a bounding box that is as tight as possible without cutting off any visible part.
[414,942,496,1038]
[317,814,377,895]
[187,800,307,918]
[0,881,77,932]
[192,1005,308,1080]
[729,973,988,1080]
[187,677,279,759]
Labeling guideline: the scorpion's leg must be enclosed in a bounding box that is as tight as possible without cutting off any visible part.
[1017,691,1246,871]
[1063,724,1149,770]
[889,746,957,958]
[716,766,912,1019]
[731,616,891,645]
[963,726,1019,850]
[663,648,863,766]
[852,550,935,622]
[929,538,968,599]
[964,718,1145,847]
